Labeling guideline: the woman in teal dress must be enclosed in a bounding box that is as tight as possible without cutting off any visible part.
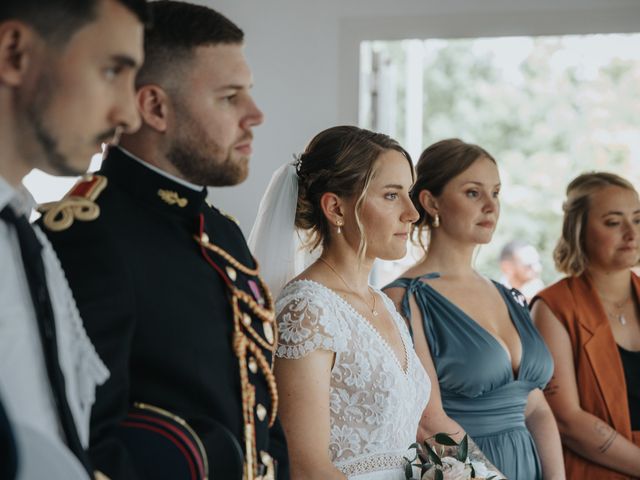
[384,139,565,479]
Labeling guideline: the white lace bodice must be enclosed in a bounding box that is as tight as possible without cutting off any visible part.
[276,279,430,470]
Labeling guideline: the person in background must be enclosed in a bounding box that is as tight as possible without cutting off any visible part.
[39,2,288,479]
[385,138,565,480]
[531,172,640,479]
[0,0,146,478]
[499,240,545,302]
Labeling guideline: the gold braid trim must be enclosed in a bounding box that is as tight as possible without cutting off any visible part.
[198,232,279,479]
[245,340,278,427]
[234,287,275,321]
[231,292,279,479]
[197,232,278,351]
[239,320,275,353]
[195,234,259,276]
[233,272,277,353]
[233,326,256,480]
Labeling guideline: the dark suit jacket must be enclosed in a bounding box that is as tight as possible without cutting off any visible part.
[40,146,288,480]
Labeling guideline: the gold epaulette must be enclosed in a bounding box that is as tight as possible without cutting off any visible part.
[219,208,240,226]
[204,200,239,226]
[38,174,107,232]
[222,211,239,226]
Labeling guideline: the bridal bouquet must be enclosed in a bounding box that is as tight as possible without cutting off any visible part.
[403,434,501,480]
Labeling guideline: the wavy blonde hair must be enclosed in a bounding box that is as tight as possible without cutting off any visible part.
[554,171,636,276]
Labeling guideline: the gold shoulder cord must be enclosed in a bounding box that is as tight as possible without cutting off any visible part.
[195,234,278,480]
[39,175,108,232]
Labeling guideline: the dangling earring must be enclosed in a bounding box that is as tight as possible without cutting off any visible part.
[432,213,440,228]
[336,219,343,234]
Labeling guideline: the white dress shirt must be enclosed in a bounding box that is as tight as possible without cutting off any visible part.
[0,174,108,475]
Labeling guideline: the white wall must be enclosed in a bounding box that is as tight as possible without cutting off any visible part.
[25,0,640,232]
[203,0,640,234]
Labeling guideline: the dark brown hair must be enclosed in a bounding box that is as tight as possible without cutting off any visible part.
[0,0,148,45]
[411,138,496,251]
[295,125,413,256]
[136,0,243,88]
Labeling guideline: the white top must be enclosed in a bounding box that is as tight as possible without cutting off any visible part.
[0,175,108,463]
[276,280,430,477]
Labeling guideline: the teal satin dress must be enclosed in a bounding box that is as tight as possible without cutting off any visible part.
[386,274,553,480]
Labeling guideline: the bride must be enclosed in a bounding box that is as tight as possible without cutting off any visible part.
[249,126,430,479]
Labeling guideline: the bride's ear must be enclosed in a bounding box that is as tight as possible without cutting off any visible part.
[319,192,344,229]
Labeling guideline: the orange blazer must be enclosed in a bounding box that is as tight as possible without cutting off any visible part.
[532,273,640,480]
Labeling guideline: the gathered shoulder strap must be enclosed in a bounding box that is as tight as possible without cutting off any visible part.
[384,273,440,342]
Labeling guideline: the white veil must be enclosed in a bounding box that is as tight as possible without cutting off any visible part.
[248,163,317,299]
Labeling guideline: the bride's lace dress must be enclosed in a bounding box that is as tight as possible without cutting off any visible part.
[276,280,431,479]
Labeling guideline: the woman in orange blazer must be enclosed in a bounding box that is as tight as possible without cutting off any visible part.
[531,172,640,479]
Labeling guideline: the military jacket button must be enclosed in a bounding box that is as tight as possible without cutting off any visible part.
[242,313,252,327]
[256,403,267,422]
[225,266,237,281]
[248,357,258,374]
[262,322,274,345]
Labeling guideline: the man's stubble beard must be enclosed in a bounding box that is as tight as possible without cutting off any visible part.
[23,70,116,177]
[24,73,84,177]
[166,120,249,187]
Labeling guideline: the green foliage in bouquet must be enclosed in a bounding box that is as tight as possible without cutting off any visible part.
[403,433,499,480]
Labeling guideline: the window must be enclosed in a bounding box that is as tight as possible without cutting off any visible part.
[361,34,640,286]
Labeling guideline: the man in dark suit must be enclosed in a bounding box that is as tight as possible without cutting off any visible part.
[40,2,289,479]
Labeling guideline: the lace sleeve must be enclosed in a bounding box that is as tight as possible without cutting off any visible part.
[275,282,347,360]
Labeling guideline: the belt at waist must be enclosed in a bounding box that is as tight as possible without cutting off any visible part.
[335,450,407,477]
[442,389,528,437]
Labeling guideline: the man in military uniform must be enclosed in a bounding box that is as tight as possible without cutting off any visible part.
[39,2,288,479]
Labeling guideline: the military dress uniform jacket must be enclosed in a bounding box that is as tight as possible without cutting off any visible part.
[39,146,289,480]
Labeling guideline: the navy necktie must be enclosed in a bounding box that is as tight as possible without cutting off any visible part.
[0,394,17,480]
[0,205,93,476]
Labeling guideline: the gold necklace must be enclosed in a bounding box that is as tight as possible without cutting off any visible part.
[597,292,631,326]
[318,257,378,316]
